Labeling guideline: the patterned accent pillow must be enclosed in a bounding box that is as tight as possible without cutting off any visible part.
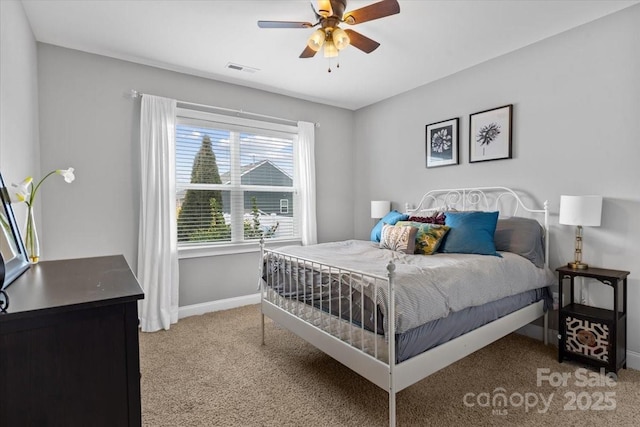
[379,224,418,254]
[370,210,409,242]
[396,221,450,255]
[408,212,446,225]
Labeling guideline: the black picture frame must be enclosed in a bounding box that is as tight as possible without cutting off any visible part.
[0,172,30,290]
[426,117,459,168]
[469,104,513,163]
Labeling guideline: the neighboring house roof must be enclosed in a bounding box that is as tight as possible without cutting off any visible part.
[220,159,292,185]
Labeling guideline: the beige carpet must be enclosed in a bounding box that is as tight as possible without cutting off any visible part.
[140,305,640,426]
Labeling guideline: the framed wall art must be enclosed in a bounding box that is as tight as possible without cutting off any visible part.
[469,104,513,163]
[425,117,459,168]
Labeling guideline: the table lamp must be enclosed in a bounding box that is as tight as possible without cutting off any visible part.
[559,195,602,270]
[371,200,390,219]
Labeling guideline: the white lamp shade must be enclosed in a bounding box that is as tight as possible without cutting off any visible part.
[371,200,390,219]
[559,195,602,226]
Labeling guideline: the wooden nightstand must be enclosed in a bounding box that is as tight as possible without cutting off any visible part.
[556,266,630,373]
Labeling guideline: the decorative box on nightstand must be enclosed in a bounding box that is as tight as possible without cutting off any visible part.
[556,266,630,373]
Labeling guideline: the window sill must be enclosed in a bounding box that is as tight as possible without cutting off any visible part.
[178,238,302,259]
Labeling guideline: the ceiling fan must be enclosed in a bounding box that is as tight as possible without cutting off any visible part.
[257,0,400,68]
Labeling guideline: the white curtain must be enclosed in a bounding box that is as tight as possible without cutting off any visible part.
[138,95,179,332]
[296,121,317,245]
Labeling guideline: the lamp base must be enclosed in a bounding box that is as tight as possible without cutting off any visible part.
[567,261,589,270]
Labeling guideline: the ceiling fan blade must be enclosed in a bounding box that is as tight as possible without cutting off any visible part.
[344,29,380,53]
[343,0,400,25]
[257,20,314,29]
[299,45,318,58]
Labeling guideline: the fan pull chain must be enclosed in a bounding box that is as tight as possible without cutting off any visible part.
[327,59,340,73]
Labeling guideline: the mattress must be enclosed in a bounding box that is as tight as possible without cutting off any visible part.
[395,287,550,362]
[263,286,550,364]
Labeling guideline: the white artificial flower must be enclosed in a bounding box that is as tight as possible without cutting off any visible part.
[57,167,75,183]
[10,177,33,203]
[10,167,75,207]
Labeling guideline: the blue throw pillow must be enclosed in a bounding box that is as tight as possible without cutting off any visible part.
[440,211,501,256]
[370,210,409,242]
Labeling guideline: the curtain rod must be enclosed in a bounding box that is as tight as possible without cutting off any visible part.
[129,90,319,128]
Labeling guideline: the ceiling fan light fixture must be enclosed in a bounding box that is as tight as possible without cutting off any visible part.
[323,39,338,58]
[257,0,400,61]
[332,27,350,50]
[307,29,326,51]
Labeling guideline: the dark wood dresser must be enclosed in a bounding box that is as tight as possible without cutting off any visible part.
[0,255,144,426]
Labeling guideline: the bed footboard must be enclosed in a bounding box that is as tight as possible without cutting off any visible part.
[260,247,395,365]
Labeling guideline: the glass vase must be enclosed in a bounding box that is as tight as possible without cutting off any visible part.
[24,205,40,264]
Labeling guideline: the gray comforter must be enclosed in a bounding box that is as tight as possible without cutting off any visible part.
[264,240,554,334]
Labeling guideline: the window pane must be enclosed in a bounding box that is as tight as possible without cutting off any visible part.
[177,189,231,243]
[240,133,293,186]
[244,192,294,240]
[176,125,231,186]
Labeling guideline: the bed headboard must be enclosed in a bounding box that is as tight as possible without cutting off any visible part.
[410,187,549,266]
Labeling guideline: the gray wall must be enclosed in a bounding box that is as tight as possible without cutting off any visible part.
[35,45,355,305]
[0,0,40,223]
[353,6,640,353]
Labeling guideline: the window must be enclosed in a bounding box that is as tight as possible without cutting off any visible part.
[175,108,300,252]
[279,199,289,214]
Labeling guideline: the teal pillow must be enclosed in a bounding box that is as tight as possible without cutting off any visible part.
[370,210,409,242]
[440,211,501,256]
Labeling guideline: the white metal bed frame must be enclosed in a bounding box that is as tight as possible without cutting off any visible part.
[259,187,550,427]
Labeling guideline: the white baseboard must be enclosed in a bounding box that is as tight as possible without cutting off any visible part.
[516,324,640,371]
[178,293,260,319]
[627,350,640,370]
[516,323,557,346]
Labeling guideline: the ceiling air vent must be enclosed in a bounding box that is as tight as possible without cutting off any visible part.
[225,63,260,73]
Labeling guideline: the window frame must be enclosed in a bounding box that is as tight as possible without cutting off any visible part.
[175,108,302,258]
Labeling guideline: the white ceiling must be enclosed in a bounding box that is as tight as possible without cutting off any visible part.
[21,0,639,110]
